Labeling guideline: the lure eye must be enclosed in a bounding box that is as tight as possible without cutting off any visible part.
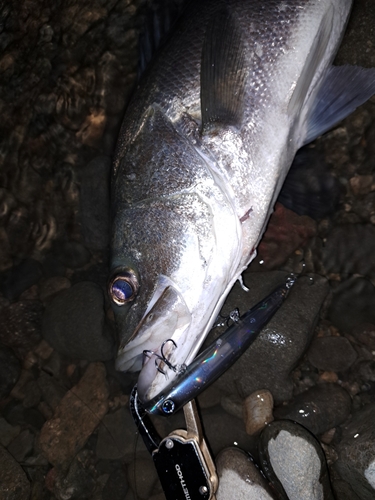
[108,269,139,306]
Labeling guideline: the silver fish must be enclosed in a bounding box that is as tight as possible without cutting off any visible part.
[109,0,375,402]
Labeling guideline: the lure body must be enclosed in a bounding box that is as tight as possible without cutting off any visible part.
[142,276,295,415]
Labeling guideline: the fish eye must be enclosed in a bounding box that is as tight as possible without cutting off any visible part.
[108,269,139,306]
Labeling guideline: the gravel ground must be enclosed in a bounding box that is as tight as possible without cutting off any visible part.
[1,1,375,499]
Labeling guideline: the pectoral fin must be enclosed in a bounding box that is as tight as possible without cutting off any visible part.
[303,64,375,145]
[201,8,247,133]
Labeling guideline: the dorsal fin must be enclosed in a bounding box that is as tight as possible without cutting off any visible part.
[201,7,247,133]
[138,0,186,77]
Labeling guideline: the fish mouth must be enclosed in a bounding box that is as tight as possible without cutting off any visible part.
[115,277,192,390]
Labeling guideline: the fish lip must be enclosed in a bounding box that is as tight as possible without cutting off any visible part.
[115,277,192,374]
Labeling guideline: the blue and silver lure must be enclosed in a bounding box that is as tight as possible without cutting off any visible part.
[140,275,296,416]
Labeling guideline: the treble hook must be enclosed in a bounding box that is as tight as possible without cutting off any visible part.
[143,339,184,376]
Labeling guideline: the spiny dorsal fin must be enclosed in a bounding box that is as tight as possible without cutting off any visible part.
[139,0,186,77]
[201,7,247,133]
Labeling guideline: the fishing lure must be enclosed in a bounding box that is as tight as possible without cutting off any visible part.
[140,275,296,415]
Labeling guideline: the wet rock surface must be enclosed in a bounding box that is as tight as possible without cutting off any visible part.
[307,336,357,372]
[335,404,375,500]
[42,281,115,361]
[0,445,30,500]
[274,383,352,436]
[259,420,335,500]
[0,0,375,499]
[39,362,109,467]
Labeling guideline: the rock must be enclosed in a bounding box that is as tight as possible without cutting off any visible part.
[201,406,256,457]
[220,394,243,419]
[216,447,275,500]
[79,155,111,251]
[0,343,21,398]
[0,417,20,447]
[332,479,361,500]
[102,468,129,500]
[196,384,222,409]
[274,383,352,436]
[37,371,67,411]
[335,403,375,500]
[42,281,115,361]
[38,276,71,304]
[7,429,34,462]
[328,277,375,333]
[351,323,375,351]
[207,272,329,403]
[259,420,334,500]
[127,456,159,500]
[243,389,274,436]
[22,380,42,408]
[0,445,30,500]
[0,300,43,357]
[39,362,109,466]
[250,203,317,270]
[53,450,97,500]
[0,258,43,300]
[307,336,357,372]
[41,254,66,278]
[96,407,134,460]
[55,240,91,269]
[2,401,45,430]
[322,225,375,279]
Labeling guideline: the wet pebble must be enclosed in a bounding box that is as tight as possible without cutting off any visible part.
[0,417,20,447]
[22,380,42,408]
[220,393,243,419]
[202,405,256,456]
[335,403,375,500]
[323,225,375,279]
[307,336,357,372]
[36,370,67,411]
[216,447,275,500]
[243,389,274,436]
[0,445,30,500]
[0,343,21,398]
[259,420,334,500]
[0,300,43,357]
[96,407,134,460]
[42,281,115,361]
[251,203,317,270]
[102,467,129,500]
[7,429,34,462]
[274,383,352,436]
[328,277,375,332]
[0,258,43,301]
[38,276,71,305]
[351,323,375,351]
[53,450,97,500]
[127,457,159,500]
[208,272,329,403]
[39,362,109,466]
[2,401,45,431]
[55,240,91,269]
[79,155,111,251]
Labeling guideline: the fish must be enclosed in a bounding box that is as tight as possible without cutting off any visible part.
[108,0,375,403]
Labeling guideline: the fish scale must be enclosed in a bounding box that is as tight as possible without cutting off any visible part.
[109,0,375,403]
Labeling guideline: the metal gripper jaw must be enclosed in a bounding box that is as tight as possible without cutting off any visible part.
[130,386,218,500]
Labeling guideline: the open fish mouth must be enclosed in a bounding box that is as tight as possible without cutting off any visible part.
[115,278,192,385]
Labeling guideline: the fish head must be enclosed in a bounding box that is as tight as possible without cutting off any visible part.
[109,183,237,401]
